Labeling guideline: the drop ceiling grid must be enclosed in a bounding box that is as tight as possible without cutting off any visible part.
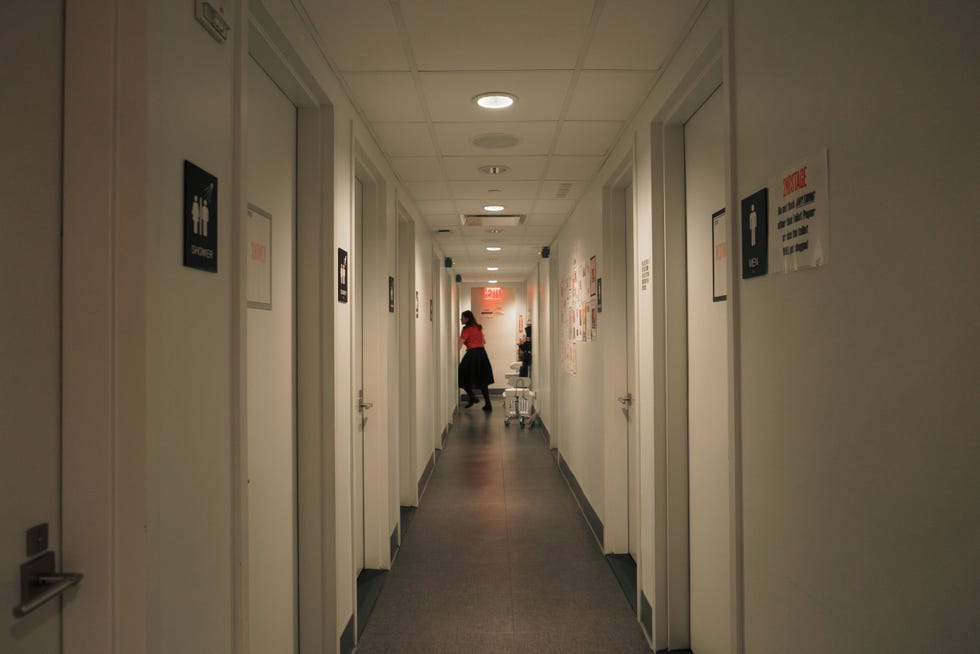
[299,1,705,279]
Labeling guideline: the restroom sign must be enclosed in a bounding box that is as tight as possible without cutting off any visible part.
[183,160,218,272]
[769,149,830,273]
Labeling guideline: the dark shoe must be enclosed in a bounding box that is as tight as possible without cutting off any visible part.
[464,398,477,408]
[482,403,493,412]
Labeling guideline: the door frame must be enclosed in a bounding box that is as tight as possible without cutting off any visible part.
[647,24,741,653]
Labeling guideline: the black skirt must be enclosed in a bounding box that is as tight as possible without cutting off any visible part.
[459,346,495,389]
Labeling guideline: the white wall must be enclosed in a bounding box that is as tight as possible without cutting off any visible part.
[683,86,730,654]
[140,0,439,647]
[245,57,297,654]
[464,285,526,391]
[732,1,980,650]
[551,197,606,522]
[145,2,238,650]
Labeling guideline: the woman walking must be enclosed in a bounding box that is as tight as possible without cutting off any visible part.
[458,310,495,411]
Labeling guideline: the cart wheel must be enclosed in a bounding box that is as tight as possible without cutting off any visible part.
[504,418,510,426]
[520,418,526,428]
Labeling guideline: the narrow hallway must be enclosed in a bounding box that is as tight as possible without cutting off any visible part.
[356,400,649,653]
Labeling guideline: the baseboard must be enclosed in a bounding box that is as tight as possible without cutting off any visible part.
[605,553,638,613]
[557,455,604,546]
[641,591,653,643]
[417,451,435,498]
[441,424,449,448]
[355,568,387,639]
[389,524,398,561]
[399,505,417,539]
[339,614,354,654]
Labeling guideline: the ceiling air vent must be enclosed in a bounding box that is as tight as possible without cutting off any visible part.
[471,133,521,149]
[459,213,526,227]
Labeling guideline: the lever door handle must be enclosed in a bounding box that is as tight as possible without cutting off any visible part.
[359,402,374,411]
[13,551,83,619]
[617,394,632,406]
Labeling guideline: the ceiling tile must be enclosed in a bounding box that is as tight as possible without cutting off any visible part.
[404,181,452,200]
[533,199,577,214]
[546,156,604,180]
[400,0,596,70]
[372,123,436,156]
[416,199,457,214]
[449,181,540,199]
[554,121,622,155]
[526,214,568,226]
[425,216,460,230]
[443,156,548,180]
[539,181,584,200]
[421,71,573,122]
[585,0,702,70]
[391,157,444,181]
[344,73,426,122]
[306,0,409,71]
[433,122,558,156]
[566,71,657,120]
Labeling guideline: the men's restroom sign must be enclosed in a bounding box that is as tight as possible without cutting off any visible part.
[183,160,218,272]
[741,187,768,279]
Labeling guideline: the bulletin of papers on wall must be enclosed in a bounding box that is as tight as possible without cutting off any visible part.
[559,256,598,376]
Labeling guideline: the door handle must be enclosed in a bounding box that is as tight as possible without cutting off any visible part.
[359,401,374,411]
[13,551,83,619]
[617,393,632,406]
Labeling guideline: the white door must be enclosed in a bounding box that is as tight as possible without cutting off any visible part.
[246,56,298,654]
[1,1,67,651]
[683,87,732,653]
[353,178,365,575]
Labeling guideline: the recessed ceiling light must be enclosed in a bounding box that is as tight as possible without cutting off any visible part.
[474,92,517,109]
[487,267,499,271]
[483,205,505,212]
[487,280,498,284]
[486,246,501,252]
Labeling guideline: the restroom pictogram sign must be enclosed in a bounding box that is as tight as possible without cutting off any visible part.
[184,160,219,272]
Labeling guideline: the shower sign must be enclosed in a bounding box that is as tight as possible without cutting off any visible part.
[183,160,218,272]
[769,149,830,273]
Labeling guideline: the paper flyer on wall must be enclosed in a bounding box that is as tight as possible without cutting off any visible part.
[769,149,830,273]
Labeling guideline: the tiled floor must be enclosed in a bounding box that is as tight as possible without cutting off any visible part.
[355,399,651,653]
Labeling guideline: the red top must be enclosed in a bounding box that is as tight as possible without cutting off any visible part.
[460,324,485,349]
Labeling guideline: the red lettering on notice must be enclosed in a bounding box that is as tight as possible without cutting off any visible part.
[782,166,808,197]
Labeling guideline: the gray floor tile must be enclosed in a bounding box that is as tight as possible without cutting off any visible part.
[355,412,649,652]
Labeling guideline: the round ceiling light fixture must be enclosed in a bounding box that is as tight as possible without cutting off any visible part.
[474,92,517,109]
[483,204,505,212]
[479,165,511,175]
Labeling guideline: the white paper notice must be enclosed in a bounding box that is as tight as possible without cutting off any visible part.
[712,208,727,301]
[769,149,830,273]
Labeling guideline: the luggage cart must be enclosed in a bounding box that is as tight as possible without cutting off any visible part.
[503,387,536,428]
